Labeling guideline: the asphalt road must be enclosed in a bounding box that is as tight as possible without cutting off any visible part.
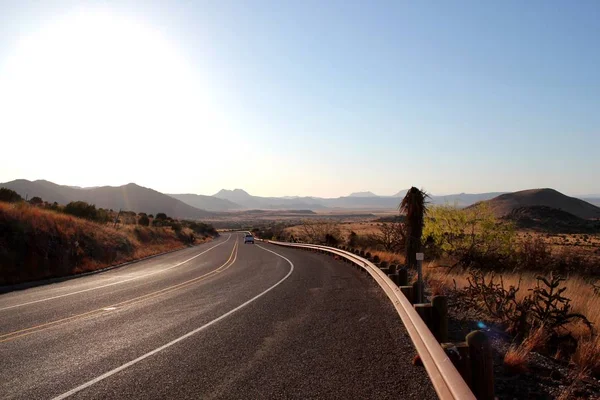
[0,233,436,399]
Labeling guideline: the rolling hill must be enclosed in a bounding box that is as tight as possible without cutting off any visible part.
[505,205,600,232]
[473,188,600,220]
[1,179,212,218]
[168,193,241,211]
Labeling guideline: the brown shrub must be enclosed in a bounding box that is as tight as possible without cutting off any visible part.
[0,201,205,285]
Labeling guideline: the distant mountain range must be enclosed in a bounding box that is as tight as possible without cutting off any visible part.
[210,188,508,210]
[168,193,240,211]
[3,179,599,220]
[1,179,212,218]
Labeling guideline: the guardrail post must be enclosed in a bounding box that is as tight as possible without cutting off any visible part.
[412,281,423,305]
[388,264,397,274]
[388,273,399,285]
[398,268,408,286]
[414,303,433,329]
[399,286,414,304]
[441,342,472,389]
[431,295,448,343]
[466,331,494,400]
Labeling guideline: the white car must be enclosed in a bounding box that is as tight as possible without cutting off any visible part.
[244,234,255,244]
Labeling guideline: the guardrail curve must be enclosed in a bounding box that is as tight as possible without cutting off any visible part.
[265,240,476,400]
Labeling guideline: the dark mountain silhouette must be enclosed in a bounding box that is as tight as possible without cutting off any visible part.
[2,179,72,204]
[1,180,211,218]
[583,198,600,207]
[505,206,600,233]
[472,189,600,220]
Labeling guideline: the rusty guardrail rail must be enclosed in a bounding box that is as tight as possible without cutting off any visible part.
[265,240,476,400]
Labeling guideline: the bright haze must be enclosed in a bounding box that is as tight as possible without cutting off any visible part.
[0,1,598,198]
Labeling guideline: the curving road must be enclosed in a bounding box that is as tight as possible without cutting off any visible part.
[0,233,436,399]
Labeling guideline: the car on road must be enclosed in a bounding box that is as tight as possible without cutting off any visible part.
[244,234,255,244]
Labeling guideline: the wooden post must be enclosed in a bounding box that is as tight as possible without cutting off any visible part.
[414,303,433,329]
[399,286,414,303]
[380,261,388,270]
[388,273,399,285]
[412,281,423,305]
[388,264,397,274]
[398,268,408,286]
[466,331,494,400]
[441,342,472,388]
[431,295,448,343]
[416,253,424,303]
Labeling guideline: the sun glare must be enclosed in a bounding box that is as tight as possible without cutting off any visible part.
[0,8,235,187]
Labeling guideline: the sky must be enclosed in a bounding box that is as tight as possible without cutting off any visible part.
[0,1,598,198]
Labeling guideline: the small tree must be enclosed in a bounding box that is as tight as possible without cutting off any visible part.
[29,196,43,205]
[64,201,99,221]
[298,220,341,244]
[138,214,150,226]
[372,222,405,252]
[399,187,429,269]
[348,231,359,247]
[424,203,515,270]
[0,187,23,203]
[155,213,168,220]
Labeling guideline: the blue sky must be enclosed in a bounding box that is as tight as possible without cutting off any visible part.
[0,1,598,197]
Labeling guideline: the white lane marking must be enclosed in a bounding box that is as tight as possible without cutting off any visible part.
[0,235,232,311]
[102,307,117,311]
[52,243,294,400]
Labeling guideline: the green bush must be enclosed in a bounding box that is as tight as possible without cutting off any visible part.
[0,187,22,203]
[171,222,182,232]
[63,201,109,223]
[424,203,516,270]
[64,201,98,220]
[138,215,150,226]
[29,196,43,205]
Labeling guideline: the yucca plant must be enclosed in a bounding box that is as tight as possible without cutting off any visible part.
[399,187,429,270]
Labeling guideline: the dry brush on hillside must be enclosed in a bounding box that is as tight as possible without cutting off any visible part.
[0,201,216,285]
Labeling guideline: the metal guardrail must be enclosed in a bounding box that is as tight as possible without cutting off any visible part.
[266,240,476,400]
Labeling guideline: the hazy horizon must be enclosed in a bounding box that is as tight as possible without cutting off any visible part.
[1,1,598,198]
[3,177,600,199]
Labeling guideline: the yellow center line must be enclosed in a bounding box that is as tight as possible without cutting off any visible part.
[0,238,240,344]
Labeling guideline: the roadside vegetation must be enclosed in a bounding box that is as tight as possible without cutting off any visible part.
[0,188,218,285]
[268,190,600,399]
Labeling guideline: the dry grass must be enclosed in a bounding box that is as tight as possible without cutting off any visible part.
[422,262,600,336]
[524,324,551,353]
[503,324,551,375]
[368,249,404,264]
[504,343,531,374]
[0,201,210,284]
[284,221,382,240]
[572,336,600,376]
